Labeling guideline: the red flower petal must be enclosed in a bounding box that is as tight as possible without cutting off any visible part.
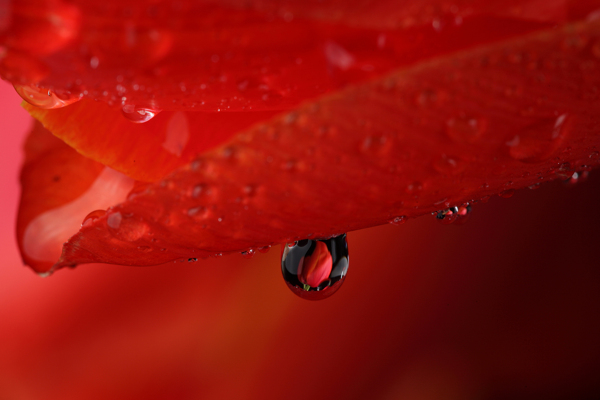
[298,241,334,288]
[20,19,598,273]
[24,100,277,181]
[2,0,581,112]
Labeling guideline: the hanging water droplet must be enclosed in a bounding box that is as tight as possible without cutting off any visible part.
[389,216,407,225]
[435,206,459,224]
[281,234,349,301]
[499,189,515,198]
[14,84,81,109]
[435,207,457,224]
[454,204,472,225]
[241,249,255,259]
[81,209,106,227]
[258,245,271,253]
[121,104,161,123]
[564,171,589,186]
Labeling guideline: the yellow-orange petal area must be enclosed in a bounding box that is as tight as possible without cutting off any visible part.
[24,101,278,182]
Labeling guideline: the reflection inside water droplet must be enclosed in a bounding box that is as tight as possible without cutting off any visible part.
[121,104,161,123]
[281,234,349,300]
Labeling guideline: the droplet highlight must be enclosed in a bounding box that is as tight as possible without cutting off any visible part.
[281,234,349,301]
[508,114,571,163]
[81,209,106,227]
[121,104,161,123]
[14,84,81,109]
[435,204,471,225]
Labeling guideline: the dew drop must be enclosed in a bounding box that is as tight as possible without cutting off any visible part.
[435,206,460,225]
[433,154,463,175]
[508,114,571,163]
[121,104,161,123]
[528,183,541,190]
[14,84,81,109]
[241,249,255,259]
[81,209,106,227]
[556,162,575,179]
[499,189,515,199]
[445,115,487,143]
[454,204,472,225]
[258,245,271,253]
[434,204,472,223]
[389,216,407,225]
[564,171,589,186]
[281,234,349,301]
[106,212,122,229]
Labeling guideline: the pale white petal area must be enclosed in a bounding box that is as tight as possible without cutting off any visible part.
[23,167,135,264]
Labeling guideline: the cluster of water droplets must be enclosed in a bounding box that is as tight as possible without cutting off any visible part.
[433,204,472,225]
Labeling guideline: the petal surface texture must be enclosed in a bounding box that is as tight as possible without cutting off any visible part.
[7,1,600,271]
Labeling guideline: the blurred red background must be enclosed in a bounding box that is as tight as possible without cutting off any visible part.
[0,80,599,399]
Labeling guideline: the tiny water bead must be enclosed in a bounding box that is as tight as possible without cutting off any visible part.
[14,84,81,109]
[241,249,255,259]
[389,216,407,225]
[435,204,471,225]
[121,104,161,123]
[281,234,349,301]
[564,171,589,186]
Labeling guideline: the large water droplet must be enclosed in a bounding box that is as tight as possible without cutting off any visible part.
[14,84,81,109]
[508,114,571,163]
[121,104,160,123]
[81,209,106,227]
[281,234,349,301]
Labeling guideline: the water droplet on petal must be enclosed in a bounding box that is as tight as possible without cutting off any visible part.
[81,209,106,227]
[121,104,160,123]
[258,245,271,253]
[435,207,459,224]
[14,84,81,109]
[528,183,541,190]
[106,212,122,229]
[281,234,349,301]
[445,115,487,143]
[499,189,515,198]
[241,249,255,259]
[453,204,472,225]
[564,171,589,186]
[389,216,407,225]
[508,114,571,163]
